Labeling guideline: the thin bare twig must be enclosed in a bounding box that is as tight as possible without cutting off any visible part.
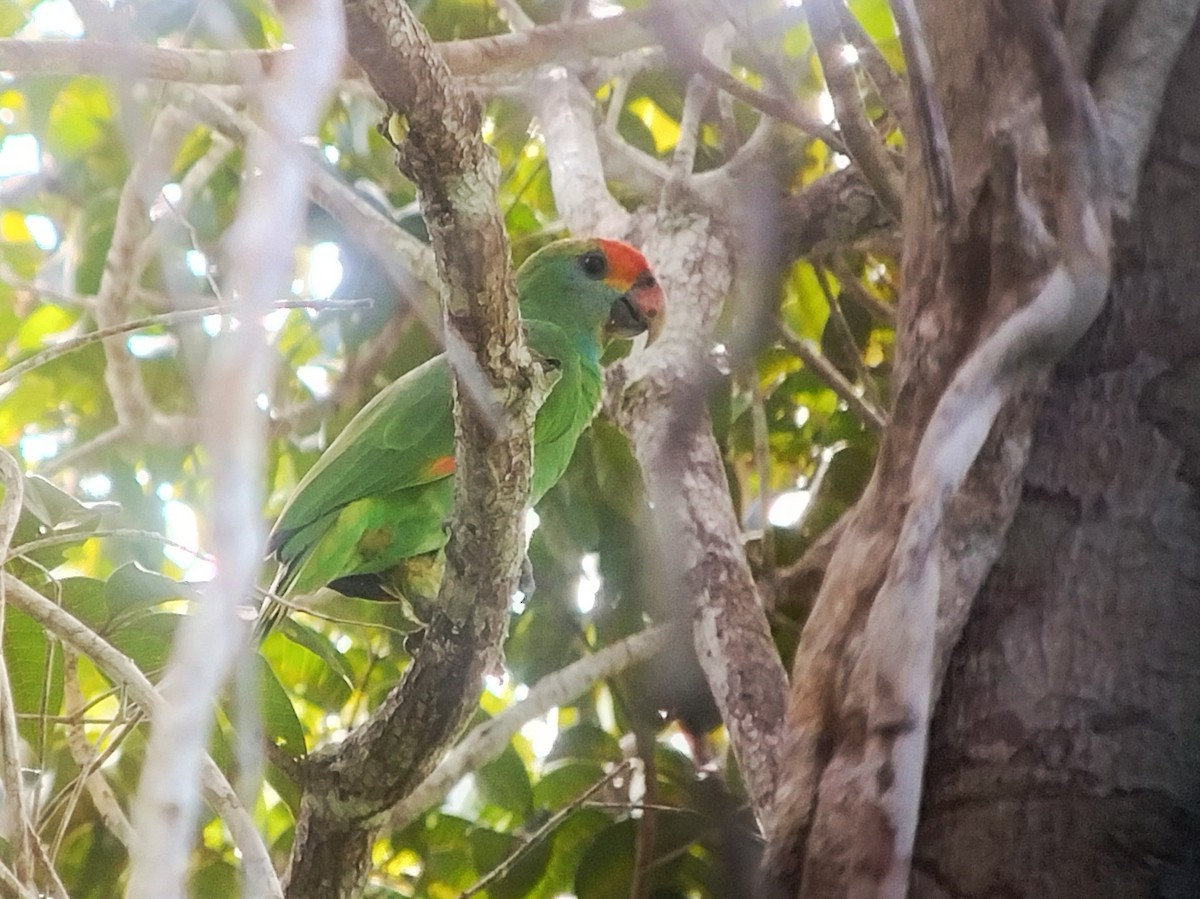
[388,625,672,831]
[458,761,635,899]
[37,428,122,477]
[130,132,236,289]
[835,4,909,125]
[60,651,136,847]
[690,53,844,151]
[0,859,37,899]
[889,0,956,223]
[0,299,370,390]
[776,322,887,430]
[7,528,212,567]
[3,575,281,898]
[814,263,880,406]
[827,257,896,326]
[806,0,904,220]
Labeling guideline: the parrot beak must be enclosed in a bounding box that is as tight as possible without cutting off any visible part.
[606,274,665,345]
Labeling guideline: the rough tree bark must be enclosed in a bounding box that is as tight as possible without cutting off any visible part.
[279,1,548,895]
[768,2,1200,897]
[913,11,1200,898]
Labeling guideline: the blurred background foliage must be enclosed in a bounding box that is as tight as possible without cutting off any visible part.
[0,0,898,894]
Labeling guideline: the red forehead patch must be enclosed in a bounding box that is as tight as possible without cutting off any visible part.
[596,238,651,288]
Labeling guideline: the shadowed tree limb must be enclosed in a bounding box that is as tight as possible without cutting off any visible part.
[532,30,789,836]
[888,0,956,224]
[805,0,904,220]
[765,3,1131,896]
[278,1,552,896]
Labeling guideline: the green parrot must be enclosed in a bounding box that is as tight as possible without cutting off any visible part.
[257,238,664,637]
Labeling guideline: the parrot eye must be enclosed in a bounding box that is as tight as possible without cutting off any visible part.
[578,250,608,279]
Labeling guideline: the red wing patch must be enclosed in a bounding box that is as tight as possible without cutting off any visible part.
[424,455,456,478]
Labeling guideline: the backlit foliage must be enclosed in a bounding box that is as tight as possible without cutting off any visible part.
[0,0,899,893]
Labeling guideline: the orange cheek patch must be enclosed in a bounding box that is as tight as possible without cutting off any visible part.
[425,455,456,478]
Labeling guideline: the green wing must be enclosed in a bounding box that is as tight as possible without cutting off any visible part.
[270,323,594,600]
[269,356,455,584]
[280,478,454,597]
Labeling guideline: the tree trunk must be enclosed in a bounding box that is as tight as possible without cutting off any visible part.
[913,13,1200,898]
[769,2,1200,896]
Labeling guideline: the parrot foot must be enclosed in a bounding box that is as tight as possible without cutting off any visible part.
[402,626,427,656]
[517,555,536,598]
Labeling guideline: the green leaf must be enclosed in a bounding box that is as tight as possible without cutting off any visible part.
[104,562,198,620]
[45,78,113,160]
[475,743,534,824]
[574,811,710,898]
[22,474,119,531]
[574,819,636,899]
[781,260,830,341]
[56,822,127,898]
[523,808,611,899]
[532,761,606,810]
[257,654,307,758]
[13,303,76,351]
[74,191,120,295]
[546,724,623,766]
[416,813,477,893]
[0,0,26,35]
[107,611,180,673]
[2,605,62,745]
[57,576,109,631]
[468,827,552,899]
[273,617,355,689]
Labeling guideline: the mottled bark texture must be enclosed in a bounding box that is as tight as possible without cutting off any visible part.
[605,210,791,837]
[768,1,1200,897]
[913,12,1200,898]
[281,1,542,896]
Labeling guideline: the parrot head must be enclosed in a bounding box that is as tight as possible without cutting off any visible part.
[516,238,665,346]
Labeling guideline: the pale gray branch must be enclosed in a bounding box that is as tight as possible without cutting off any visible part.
[2,575,281,899]
[537,69,632,237]
[0,39,281,82]
[124,0,345,895]
[389,625,671,831]
[0,5,666,83]
[1091,0,1200,211]
[0,450,33,889]
[92,108,197,447]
